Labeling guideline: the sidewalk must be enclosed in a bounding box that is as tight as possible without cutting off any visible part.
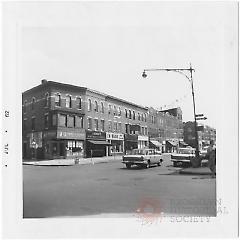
[179,167,213,175]
[23,155,122,166]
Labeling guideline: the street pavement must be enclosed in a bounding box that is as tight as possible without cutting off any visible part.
[23,154,216,218]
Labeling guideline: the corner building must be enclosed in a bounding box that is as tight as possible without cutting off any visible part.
[22,80,149,160]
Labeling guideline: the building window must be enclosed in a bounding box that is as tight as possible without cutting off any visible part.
[118,107,121,116]
[144,113,147,122]
[145,127,148,135]
[100,120,105,131]
[75,116,83,128]
[45,93,49,107]
[113,122,117,132]
[31,117,36,130]
[52,114,57,126]
[108,121,112,131]
[125,109,128,118]
[88,99,92,111]
[94,101,98,112]
[23,100,27,113]
[108,104,112,114]
[76,97,82,109]
[66,95,72,108]
[129,110,132,119]
[88,118,92,130]
[118,123,122,132]
[31,98,36,110]
[94,119,99,131]
[68,115,74,128]
[113,106,117,116]
[55,94,61,107]
[141,113,144,121]
[125,124,129,134]
[101,102,104,113]
[141,126,144,135]
[23,119,27,130]
[138,113,140,121]
[44,114,49,128]
[133,111,135,120]
[59,114,67,127]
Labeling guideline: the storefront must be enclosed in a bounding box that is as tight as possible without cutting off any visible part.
[86,131,111,157]
[124,134,138,154]
[166,139,179,153]
[106,132,124,156]
[149,139,162,152]
[26,132,44,159]
[138,135,149,149]
[43,129,85,159]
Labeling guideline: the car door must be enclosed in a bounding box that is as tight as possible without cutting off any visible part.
[149,150,156,164]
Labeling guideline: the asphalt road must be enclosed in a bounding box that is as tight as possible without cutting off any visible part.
[23,156,216,218]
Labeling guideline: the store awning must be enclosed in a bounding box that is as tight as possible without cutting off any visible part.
[150,140,161,148]
[167,140,178,146]
[88,140,112,145]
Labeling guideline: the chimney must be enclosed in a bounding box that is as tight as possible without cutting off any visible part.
[41,79,48,84]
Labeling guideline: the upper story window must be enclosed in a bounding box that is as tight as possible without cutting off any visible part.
[45,93,49,107]
[94,119,99,131]
[113,106,117,116]
[100,119,105,131]
[144,113,147,122]
[113,122,118,132]
[133,111,135,120]
[31,117,36,130]
[118,122,122,132]
[66,95,72,108]
[138,113,141,121]
[52,114,57,126]
[59,114,67,127]
[55,93,61,107]
[141,113,144,121]
[23,119,27,130]
[31,97,36,110]
[94,101,99,112]
[108,104,112,114]
[101,102,104,113]
[23,100,27,113]
[75,116,83,128]
[76,97,82,109]
[129,110,132,119]
[108,120,112,131]
[125,109,128,118]
[67,115,74,127]
[118,107,121,116]
[44,114,49,128]
[87,118,92,130]
[88,99,92,111]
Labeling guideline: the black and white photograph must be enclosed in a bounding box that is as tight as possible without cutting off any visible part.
[1,1,238,238]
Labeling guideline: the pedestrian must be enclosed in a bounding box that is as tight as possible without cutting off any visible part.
[205,140,216,177]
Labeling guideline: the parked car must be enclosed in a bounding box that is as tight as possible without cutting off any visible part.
[171,147,195,167]
[122,149,163,169]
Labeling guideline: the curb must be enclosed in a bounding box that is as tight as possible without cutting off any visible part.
[179,169,212,175]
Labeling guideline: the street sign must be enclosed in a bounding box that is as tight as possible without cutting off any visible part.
[196,114,204,117]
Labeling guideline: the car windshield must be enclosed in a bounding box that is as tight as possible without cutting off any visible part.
[178,148,194,154]
[131,149,146,155]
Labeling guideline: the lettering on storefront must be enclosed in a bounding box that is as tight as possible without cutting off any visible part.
[106,132,124,141]
[138,135,149,141]
[86,131,106,140]
[57,131,85,140]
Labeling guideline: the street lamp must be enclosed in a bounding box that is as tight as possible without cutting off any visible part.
[142,63,200,165]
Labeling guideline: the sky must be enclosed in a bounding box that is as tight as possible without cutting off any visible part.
[18,2,237,128]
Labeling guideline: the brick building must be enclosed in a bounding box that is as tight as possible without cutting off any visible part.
[22,80,149,159]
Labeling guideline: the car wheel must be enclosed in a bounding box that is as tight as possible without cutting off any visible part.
[126,163,131,169]
[145,161,150,168]
[157,161,161,166]
[173,162,177,167]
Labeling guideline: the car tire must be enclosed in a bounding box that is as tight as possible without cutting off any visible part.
[126,163,131,169]
[145,161,150,168]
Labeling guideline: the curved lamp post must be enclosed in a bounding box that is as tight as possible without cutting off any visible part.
[142,63,200,165]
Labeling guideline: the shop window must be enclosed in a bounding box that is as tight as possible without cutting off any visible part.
[100,120,105,131]
[94,119,99,131]
[44,114,49,128]
[66,95,72,108]
[75,116,83,128]
[94,101,99,112]
[45,93,49,107]
[88,118,92,130]
[101,102,104,113]
[23,100,27,113]
[31,97,36,110]
[88,99,92,111]
[77,97,82,109]
[55,94,61,107]
[59,114,67,127]
[68,115,74,128]
[31,117,36,130]
[52,114,57,126]
[108,121,112,131]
